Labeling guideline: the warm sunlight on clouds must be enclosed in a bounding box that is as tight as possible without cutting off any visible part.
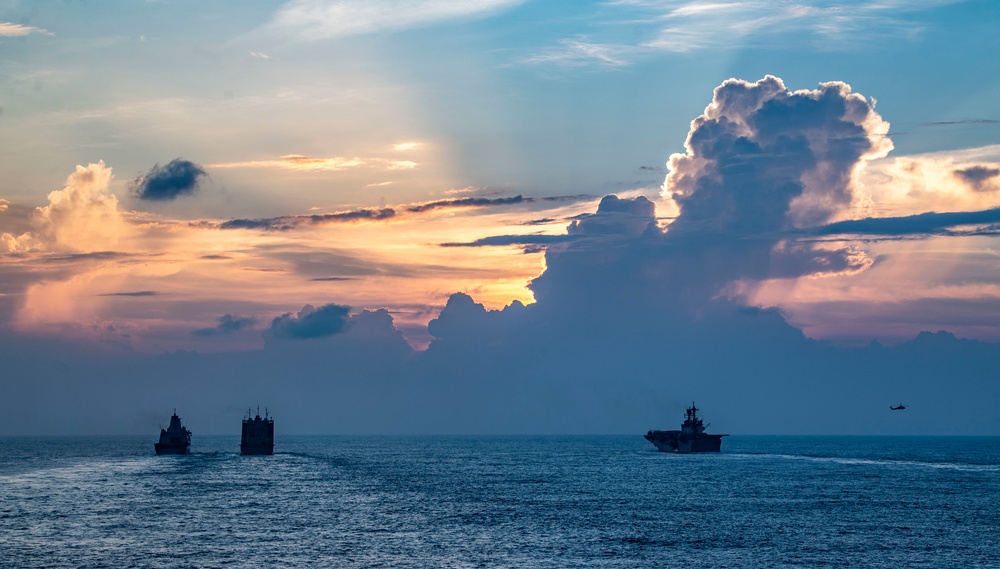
[393,142,423,151]
[4,0,1000,446]
[0,22,52,36]
[207,155,365,172]
[859,145,1000,217]
[1,162,131,254]
[740,236,1000,344]
[205,155,421,173]
[384,160,418,170]
[6,161,585,350]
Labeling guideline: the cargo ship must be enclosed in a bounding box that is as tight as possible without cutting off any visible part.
[240,407,274,455]
[645,402,727,453]
[154,410,192,455]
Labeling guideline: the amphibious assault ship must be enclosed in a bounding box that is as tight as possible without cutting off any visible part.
[645,402,727,453]
[154,410,192,455]
[240,407,274,455]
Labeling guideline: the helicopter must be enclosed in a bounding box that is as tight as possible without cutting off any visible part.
[890,404,907,411]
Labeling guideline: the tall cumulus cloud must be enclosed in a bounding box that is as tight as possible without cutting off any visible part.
[664,75,892,234]
[1,161,130,253]
[468,76,897,338]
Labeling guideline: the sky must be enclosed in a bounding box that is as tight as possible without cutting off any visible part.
[2,0,1000,436]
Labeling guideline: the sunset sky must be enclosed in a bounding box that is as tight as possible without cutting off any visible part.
[2,1,999,435]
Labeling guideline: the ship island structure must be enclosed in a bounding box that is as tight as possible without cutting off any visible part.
[240,407,275,455]
[645,402,727,453]
[154,411,192,455]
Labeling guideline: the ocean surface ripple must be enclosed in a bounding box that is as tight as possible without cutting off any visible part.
[2,435,998,568]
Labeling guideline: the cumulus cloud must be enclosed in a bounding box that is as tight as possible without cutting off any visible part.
[449,78,883,304]
[567,194,658,237]
[1,162,130,253]
[664,75,891,233]
[451,77,902,317]
[132,159,207,201]
[269,303,351,339]
[193,314,258,336]
[447,78,901,299]
[1,227,35,253]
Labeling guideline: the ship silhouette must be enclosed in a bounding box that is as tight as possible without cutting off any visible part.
[645,402,727,453]
[154,410,192,455]
[241,407,274,455]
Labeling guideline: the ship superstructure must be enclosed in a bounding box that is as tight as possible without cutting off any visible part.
[240,407,274,455]
[154,411,192,455]
[644,402,727,453]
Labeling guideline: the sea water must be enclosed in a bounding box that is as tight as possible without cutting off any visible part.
[1,436,998,568]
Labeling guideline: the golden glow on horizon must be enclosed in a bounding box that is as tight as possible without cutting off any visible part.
[736,235,1000,343]
[7,171,598,351]
[5,144,1000,351]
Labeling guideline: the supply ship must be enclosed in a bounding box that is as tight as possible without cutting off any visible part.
[645,402,727,453]
[240,407,274,455]
[154,410,192,455]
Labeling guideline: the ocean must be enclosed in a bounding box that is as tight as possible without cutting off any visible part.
[2,435,998,568]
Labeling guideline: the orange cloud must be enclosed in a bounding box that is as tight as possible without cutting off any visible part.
[1,162,131,254]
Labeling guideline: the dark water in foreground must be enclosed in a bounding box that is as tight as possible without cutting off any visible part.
[1,436,998,568]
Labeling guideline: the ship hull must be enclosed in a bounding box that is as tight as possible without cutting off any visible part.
[644,431,725,453]
[154,443,189,455]
[240,444,273,456]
